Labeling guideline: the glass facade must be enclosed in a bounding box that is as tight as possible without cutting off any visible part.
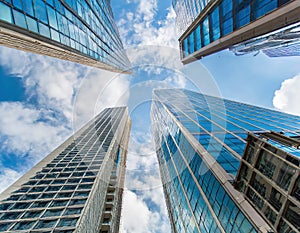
[0,0,130,72]
[174,0,297,60]
[235,132,300,232]
[0,107,131,232]
[172,0,211,35]
[151,89,300,233]
[263,42,300,57]
[230,22,300,57]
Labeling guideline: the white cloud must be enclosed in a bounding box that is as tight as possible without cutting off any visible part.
[273,74,300,116]
[120,188,171,233]
[0,102,71,166]
[121,190,151,233]
[117,1,178,48]
[0,46,132,192]
[73,68,130,130]
[0,169,23,193]
[0,46,33,76]
[121,127,171,233]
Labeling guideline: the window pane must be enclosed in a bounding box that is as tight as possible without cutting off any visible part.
[210,7,220,41]
[12,221,36,230]
[34,0,48,24]
[34,219,57,229]
[0,2,13,23]
[202,17,210,46]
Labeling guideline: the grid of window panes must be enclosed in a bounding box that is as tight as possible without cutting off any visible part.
[236,133,300,233]
[180,0,293,58]
[154,89,300,176]
[0,0,129,71]
[263,42,300,57]
[151,95,258,233]
[151,89,300,233]
[172,0,211,35]
[0,107,126,232]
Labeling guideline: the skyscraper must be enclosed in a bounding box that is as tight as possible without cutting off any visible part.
[172,0,300,64]
[0,0,130,72]
[262,42,300,57]
[230,22,300,57]
[0,107,131,232]
[151,89,300,233]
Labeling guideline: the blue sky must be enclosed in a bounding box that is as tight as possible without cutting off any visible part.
[0,0,300,233]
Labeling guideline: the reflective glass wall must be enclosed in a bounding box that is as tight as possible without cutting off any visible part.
[177,0,294,58]
[0,0,129,71]
[151,89,300,233]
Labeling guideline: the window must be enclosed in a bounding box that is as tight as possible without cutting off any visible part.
[0,212,22,220]
[34,219,57,229]
[220,0,233,36]
[252,0,277,20]
[12,221,36,230]
[34,0,48,24]
[284,201,300,229]
[210,7,220,41]
[31,201,49,208]
[0,222,12,231]
[64,208,82,215]
[50,200,68,207]
[78,184,92,190]
[0,2,13,23]
[43,208,64,217]
[62,185,77,191]
[46,186,61,192]
[235,0,251,29]
[57,218,79,227]
[57,192,73,198]
[195,25,201,51]
[22,210,43,219]
[74,191,89,197]
[13,202,31,210]
[69,199,86,206]
[31,186,46,192]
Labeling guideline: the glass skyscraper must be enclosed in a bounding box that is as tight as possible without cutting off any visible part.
[230,22,300,57]
[172,0,300,64]
[0,0,130,72]
[262,42,300,57]
[0,107,131,232]
[151,89,300,233]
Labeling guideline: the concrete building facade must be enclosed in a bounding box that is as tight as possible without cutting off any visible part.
[0,107,131,233]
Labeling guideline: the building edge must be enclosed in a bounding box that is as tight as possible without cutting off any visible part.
[180,0,300,64]
[0,22,131,74]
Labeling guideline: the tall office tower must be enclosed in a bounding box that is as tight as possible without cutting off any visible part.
[262,42,300,57]
[151,88,300,233]
[0,0,130,72]
[172,0,300,64]
[230,22,300,57]
[0,107,131,233]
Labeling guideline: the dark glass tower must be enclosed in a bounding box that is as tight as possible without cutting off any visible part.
[172,0,300,63]
[151,89,300,233]
[0,0,130,72]
[0,107,131,232]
